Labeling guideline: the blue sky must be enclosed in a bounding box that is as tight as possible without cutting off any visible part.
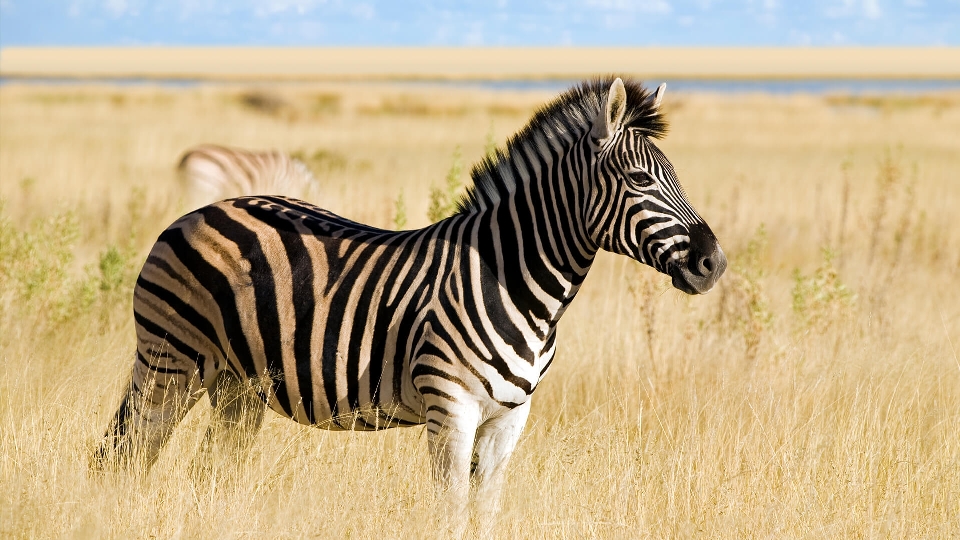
[1,1,957,47]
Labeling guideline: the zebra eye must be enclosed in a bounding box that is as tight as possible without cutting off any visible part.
[627,170,655,187]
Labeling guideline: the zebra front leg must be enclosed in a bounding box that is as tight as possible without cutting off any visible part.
[424,396,482,537]
[470,400,532,533]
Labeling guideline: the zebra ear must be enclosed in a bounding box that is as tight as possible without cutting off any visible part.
[591,77,628,145]
[652,82,666,110]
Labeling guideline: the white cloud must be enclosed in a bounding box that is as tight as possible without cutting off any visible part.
[577,0,675,30]
[68,0,87,17]
[584,0,672,15]
[253,0,325,17]
[351,2,374,20]
[825,0,855,18]
[863,0,881,18]
[824,0,883,19]
[177,0,220,20]
[103,0,128,17]
[463,21,485,45]
[751,0,779,25]
[433,14,453,44]
[831,30,849,43]
[293,19,325,41]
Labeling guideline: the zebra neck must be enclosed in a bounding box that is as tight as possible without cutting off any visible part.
[473,140,598,272]
[459,170,599,333]
[454,123,601,328]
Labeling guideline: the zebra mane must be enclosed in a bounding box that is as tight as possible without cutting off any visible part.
[456,76,669,213]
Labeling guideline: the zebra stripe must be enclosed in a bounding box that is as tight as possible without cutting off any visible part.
[177,144,319,209]
[98,77,726,528]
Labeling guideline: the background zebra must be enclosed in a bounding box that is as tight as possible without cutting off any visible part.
[97,77,725,530]
[177,144,319,209]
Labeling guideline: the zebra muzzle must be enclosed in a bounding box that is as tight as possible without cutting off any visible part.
[670,224,727,294]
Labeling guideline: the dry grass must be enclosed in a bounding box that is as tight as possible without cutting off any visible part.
[1,81,959,539]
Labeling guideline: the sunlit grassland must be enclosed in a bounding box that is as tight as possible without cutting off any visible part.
[1,81,959,538]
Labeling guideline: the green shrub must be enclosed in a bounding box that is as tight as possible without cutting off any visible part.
[715,224,773,359]
[0,202,79,306]
[393,190,408,230]
[792,247,856,334]
[0,199,138,330]
[427,146,464,222]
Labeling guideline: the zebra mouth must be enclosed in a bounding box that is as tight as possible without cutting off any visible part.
[670,270,701,295]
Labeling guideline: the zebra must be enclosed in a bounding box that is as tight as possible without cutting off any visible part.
[96,77,726,529]
[176,144,319,209]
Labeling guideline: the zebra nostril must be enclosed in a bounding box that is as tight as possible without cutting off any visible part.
[695,254,716,276]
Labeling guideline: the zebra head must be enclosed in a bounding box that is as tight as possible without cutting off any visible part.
[587,78,726,294]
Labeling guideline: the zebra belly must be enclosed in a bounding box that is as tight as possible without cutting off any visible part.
[222,297,426,431]
[265,398,426,432]
[248,324,426,431]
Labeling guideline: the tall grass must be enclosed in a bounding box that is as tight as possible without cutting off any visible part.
[1,83,958,538]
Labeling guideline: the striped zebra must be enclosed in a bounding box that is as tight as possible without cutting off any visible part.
[177,144,319,209]
[97,77,726,527]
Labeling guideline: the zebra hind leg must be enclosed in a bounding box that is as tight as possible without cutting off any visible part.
[191,370,266,478]
[94,353,203,472]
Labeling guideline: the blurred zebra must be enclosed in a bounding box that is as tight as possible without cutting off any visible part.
[97,78,725,530]
[177,144,318,209]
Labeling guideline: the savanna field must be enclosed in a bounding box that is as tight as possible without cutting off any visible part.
[1,81,959,538]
